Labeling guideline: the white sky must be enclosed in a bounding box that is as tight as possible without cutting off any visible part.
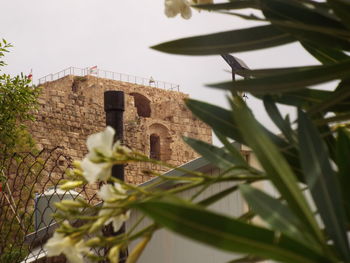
[1,0,320,144]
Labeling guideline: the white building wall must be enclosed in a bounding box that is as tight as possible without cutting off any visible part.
[126,179,244,263]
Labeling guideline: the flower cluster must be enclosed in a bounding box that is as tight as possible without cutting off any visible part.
[45,225,89,263]
[74,126,132,232]
[46,125,208,262]
[46,127,132,262]
[164,0,213,19]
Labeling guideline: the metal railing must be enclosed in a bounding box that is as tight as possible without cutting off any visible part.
[38,67,180,92]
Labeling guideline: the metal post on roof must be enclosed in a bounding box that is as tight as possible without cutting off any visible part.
[221,54,250,100]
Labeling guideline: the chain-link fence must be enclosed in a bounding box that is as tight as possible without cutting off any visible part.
[0,147,100,263]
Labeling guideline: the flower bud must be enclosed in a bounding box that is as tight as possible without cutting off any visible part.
[59,180,84,190]
[126,235,151,263]
[85,237,101,247]
[89,217,108,234]
[108,245,120,263]
[59,200,86,209]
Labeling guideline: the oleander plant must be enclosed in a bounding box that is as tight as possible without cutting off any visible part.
[47,0,350,262]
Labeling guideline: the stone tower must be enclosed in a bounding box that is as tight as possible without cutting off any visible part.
[29,71,212,185]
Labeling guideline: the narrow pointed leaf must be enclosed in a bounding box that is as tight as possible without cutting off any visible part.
[208,59,350,93]
[151,25,295,55]
[230,97,323,243]
[254,88,350,113]
[301,42,349,65]
[274,0,336,20]
[314,115,337,161]
[194,0,259,10]
[183,136,247,170]
[185,99,245,143]
[214,131,245,162]
[186,99,302,180]
[263,96,296,144]
[134,201,328,263]
[298,110,350,261]
[240,185,318,249]
[328,0,350,29]
[227,255,263,263]
[336,127,350,221]
[308,79,350,115]
[261,0,350,50]
[199,184,239,207]
[186,99,288,149]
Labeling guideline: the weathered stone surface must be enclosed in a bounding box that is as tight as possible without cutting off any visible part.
[28,75,212,184]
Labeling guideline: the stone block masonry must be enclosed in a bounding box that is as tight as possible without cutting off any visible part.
[28,75,212,185]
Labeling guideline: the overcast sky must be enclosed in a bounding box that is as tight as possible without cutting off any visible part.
[1,0,320,144]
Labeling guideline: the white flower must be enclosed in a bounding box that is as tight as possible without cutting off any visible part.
[96,183,129,232]
[45,232,88,263]
[99,208,131,232]
[164,0,192,19]
[86,126,115,162]
[98,183,127,202]
[81,157,112,184]
[81,127,132,184]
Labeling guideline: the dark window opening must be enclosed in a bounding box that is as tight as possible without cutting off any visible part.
[150,134,160,160]
[130,93,151,117]
[72,81,78,92]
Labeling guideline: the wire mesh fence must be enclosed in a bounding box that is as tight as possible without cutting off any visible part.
[0,147,101,263]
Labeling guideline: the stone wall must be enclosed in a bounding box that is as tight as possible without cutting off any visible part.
[29,75,212,185]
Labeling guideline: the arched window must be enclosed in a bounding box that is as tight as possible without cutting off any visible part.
[130,93,151,117]
[149,123,172,161]
[150,134,160,160]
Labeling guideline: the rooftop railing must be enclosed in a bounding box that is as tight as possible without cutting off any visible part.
[38,66,180,92]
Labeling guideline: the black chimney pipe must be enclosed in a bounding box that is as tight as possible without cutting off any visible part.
[104,90,125,181]
[104,90,127,262]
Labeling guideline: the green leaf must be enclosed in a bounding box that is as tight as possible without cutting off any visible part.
[227,255,263,263]
[183,137,247,170]
[134,201,328,263]
[231,66,313,79]
[298,110,350,261]
[308,79,350,115]
[240,185,319,249]
[186,99,288,148]
[336,127,350,222]
[328,0,350,29]
[199,184,239,207]
[314,116,337,161]
[185,99,245,143]
[301,42,349,65]
[253,88,350,113]
[194,0,259,10]
[186,99,302,180]
[261,0,350,51]
[213,131,264,175]
[151,25,295,55]
[230,97,323,244]
[214,131,244,161]
[208,59,350,93]
[263,96,296,144]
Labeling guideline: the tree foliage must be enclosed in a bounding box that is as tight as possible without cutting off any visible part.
[0,39,40,157]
